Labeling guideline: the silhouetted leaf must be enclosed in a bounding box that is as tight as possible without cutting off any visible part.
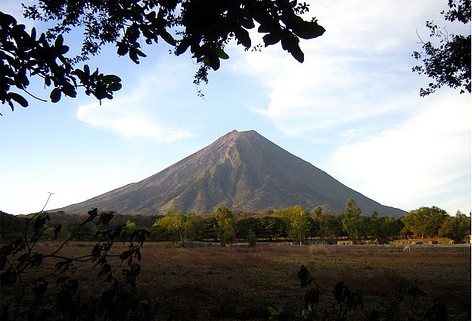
[292,21,325,39]
[263,33,281,46]
[304,288,320,309]
[8,93,28,108]
[55,34,64,47]
[207,54,220,70]
[175,38,191,56]
[102,75,121,84]
[98,211,114,226]
[108,82,122,92]
[50,88,61,103]
[215,49,229,59]
[62,83,77,98]
[240,17,255,29]
[234,27,251,48]
[87,208,98,222]
[297,265,313,287]
[334,281,350,304]
[117,42,128,56]
[281,31,304,63]
[160,30,176,45]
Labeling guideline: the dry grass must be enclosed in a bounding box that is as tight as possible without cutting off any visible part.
[21,242,471,320]
[139,243,470,320]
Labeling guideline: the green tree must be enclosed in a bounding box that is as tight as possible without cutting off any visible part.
[313,206,342,239]
[401,209,426,238]
[424,207,448,237]
[286,205,308,245]
[324,215,344,240]
[202,215,219,242]
[440,211,471,243]
[236,216,263,240]
[412,0,471,96]
[247,229,257,247]
[401,206,448,239]
[215,207,236,245]
[306,216,319,238]
[186,213,206,241]
[152,208,196,243]
[1,0,325,112]
[340,198,363,242]
[259,216,287,240]
[371,212,401,244]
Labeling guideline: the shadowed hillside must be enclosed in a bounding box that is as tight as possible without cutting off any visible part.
[57,130,404,217]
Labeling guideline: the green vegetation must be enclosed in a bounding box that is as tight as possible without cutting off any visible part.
[2,200,469,245]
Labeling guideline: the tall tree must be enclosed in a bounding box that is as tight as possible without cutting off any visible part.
[440,211,471,243]
[215,207,236,245]
[286,204,308,245]
[412,0,471,96]
[340,198,363,242]
[401,206,448,239]
[1,0,325,112]
[370,212,401,244]
[423,206,448,237]
[313,206,343,239]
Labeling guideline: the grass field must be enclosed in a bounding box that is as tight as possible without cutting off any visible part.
[17,242,471,320]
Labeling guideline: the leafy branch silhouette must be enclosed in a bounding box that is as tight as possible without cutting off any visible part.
[0,205,153,321]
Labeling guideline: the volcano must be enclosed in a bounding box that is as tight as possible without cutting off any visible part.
[58,130,404,217]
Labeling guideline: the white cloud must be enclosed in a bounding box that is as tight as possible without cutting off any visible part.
[243,0,452,140]
[249,51,413,140]
[76,60,194,142]
[77,99,191,142]
[332,94,471,213]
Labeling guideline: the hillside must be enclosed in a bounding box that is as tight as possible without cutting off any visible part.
[57,130,404,217]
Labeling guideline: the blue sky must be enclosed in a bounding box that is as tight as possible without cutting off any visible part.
[1,0,470,215]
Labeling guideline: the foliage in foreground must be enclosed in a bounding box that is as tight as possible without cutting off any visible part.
[1,0,325,112]
[0,208,154,321]
[413,0,471,96]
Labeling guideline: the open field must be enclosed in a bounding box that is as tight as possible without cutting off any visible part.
[13,242,472,320]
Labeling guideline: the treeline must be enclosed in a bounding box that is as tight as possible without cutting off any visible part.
[1,199,470,244]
